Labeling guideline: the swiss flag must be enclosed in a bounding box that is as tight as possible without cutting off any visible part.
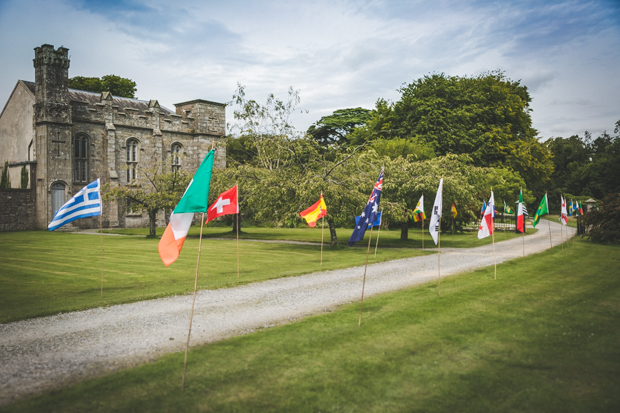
[206,186,239,222]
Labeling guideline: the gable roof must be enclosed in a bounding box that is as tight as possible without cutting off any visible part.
[20,81,173,114]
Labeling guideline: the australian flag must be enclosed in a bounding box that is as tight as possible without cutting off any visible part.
[348,168,384,246]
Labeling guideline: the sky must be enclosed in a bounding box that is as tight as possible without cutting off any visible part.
[0,0,619,140]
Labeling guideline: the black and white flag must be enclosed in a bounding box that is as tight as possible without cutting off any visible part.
[428,178,443,245]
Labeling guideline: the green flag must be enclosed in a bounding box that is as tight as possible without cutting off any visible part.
[173,149,215,214]
[532,193,549,228]
[504,201,513,214]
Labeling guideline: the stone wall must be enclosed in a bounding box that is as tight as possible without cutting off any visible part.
[0,188,37,231]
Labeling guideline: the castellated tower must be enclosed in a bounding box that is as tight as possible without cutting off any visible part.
[33,44,72,228]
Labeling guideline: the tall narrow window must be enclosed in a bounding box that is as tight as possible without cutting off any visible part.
[171,143,182,172]
[73,135,88,183]
[126,139,138,182]
[51,182,65,214]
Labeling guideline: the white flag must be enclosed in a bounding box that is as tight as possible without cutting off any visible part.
[429,178,443,245]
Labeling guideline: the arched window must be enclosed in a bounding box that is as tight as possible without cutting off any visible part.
[51,182,66,214]
[171,143,182,172]
[73,135,88,183]
[126,139,139,182]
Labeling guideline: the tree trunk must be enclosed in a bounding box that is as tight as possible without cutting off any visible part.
[400,221,409,241]
[327,216,338,246]
[148,210,157,237]
[232,213,240,233]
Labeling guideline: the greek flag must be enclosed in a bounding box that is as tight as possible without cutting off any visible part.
[48,179,102,231]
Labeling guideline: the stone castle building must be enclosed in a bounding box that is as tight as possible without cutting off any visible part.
[0,44,225,231]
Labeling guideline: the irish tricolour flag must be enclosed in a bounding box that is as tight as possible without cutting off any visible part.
[158,150,215,267]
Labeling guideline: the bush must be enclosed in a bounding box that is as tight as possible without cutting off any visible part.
[582,193,620,243]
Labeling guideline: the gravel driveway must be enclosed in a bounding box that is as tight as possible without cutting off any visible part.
[0,221,574,406]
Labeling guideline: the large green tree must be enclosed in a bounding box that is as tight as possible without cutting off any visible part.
[306,108,372,148]
[352,71,553,196]
[68,75,137,98]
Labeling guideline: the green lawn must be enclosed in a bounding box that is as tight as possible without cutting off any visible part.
[545,214,579,228]
[5,239,619,412]
[102,224,535,249]
[0,231,430,323]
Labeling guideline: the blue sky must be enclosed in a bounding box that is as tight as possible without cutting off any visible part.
[1,0,618,139]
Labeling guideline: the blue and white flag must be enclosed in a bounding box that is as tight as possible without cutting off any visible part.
[349,168,383,246]
[48,179,102,231]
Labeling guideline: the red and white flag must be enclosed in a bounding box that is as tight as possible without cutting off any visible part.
[206,186,239,222]
[478,191,495,239]
[560,196,568,225]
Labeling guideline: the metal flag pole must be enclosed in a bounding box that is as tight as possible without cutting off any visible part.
[182,212,206,390]
[374,207,382,258]
[358,225,374,327]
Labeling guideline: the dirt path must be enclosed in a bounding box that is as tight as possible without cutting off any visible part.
[0,221,575,406]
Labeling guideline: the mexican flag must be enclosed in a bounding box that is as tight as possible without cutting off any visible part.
[516,190,525,233]
[158,150,215,267]
[532,193,549,228]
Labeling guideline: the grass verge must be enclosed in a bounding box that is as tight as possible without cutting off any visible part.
[0,231,429,323]
[5,239,619,412]
[102,225,535,249]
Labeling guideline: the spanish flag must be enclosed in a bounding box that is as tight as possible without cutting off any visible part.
[300,195,327,227]
[451,203,457,218]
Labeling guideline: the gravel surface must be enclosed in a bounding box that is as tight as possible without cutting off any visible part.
[0,221,575,406]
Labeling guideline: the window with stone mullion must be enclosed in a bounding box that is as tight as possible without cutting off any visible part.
[73,135,88,183]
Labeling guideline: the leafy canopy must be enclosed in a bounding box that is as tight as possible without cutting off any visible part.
[68,75,137,98]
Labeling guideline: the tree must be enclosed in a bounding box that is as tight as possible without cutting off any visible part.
[353,72,553,195]
[307,108,372,148]
[68,75,137,98]
[582,193,620,243]
[0,161,10,189]
[20,165,28,189]
[103,165,191,236]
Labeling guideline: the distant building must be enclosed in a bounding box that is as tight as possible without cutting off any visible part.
[0,44,225,231]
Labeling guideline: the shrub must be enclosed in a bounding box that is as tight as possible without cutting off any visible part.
[582,193,620,243]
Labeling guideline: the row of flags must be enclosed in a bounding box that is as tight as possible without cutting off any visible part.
[47,151,585,260]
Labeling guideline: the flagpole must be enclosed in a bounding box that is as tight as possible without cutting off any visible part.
[422,215,424,250]
[561,196,564,252]
[237,181,240,279]
[182,212,206,390]
[358,225,374,327]
[100,203,103,298]
[438,214,442,297]
[438,176,443,298]
[321,215,324,267]
[546,193,552,248]
[491,188,496,280]
[521,189,525,263]
[374,208,382,258]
